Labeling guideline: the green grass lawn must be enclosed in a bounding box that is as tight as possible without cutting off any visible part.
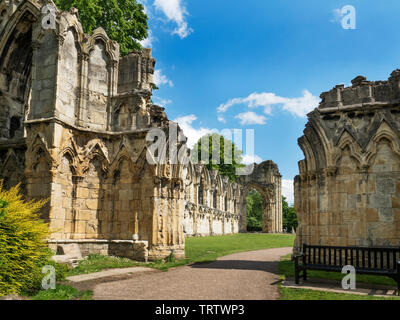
[279,254,398,287]
[185,233,295,263]
[280,287,400,300]
[278,254,400,300]
[30,285,92,300]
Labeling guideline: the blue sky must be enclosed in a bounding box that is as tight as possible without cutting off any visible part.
[140,0,400,204]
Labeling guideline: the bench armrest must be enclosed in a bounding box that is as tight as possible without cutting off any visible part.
[292,253,304,261]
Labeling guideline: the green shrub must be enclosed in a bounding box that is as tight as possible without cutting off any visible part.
[0,183,51,296]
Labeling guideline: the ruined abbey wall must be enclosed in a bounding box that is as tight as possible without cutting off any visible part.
[0,0,283,261]
[295,73,400,252]
[182,165,243,237]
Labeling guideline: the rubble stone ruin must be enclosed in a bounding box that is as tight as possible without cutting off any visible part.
[295,71,400,252]
[0,0,282,261]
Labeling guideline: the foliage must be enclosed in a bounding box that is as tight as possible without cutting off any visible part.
[30,284,92,300]
[191,133,245,182]
[246,189,262,231]
[282,197,297,232]
[165,252,176,263]
[0,198,8,219]
[54,0,149,56]
[0,183,53,296]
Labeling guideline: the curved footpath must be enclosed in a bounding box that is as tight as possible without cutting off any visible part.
[92,247,292,300]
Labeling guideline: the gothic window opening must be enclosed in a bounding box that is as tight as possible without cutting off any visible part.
[213,191,217,209]
[9,116,20,139]
[198,182,204,206]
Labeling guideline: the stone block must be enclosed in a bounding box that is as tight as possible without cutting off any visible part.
[366,208,379,222]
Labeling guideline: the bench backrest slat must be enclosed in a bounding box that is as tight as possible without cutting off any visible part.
[302,244,400,272]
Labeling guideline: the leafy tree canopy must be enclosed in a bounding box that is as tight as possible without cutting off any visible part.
[246,189,262,231]
[54,0,149,56]
[191,133,245,182]
[282,196,298,232]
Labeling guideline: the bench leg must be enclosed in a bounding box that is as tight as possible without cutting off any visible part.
[303,269,307,281]
[397,260,400,296]
[294,256,300,285]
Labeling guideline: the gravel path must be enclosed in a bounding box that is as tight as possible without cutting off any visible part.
[93,247,292,300]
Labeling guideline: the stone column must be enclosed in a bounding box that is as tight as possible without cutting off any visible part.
[262,199,273,233]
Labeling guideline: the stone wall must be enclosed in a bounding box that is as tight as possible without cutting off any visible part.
[182,164,242,237]
[238,161,283,233]
[295,72,400,252]
[0,0,283,262]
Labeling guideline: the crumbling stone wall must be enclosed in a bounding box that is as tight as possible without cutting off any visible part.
[238,161,283,233]
[183,160,283,236]
[295,72,400,252]
[0,0,283,261]
[183,164,242,236]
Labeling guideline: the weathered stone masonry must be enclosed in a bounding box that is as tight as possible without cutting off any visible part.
[295,72,400,252]
[0,0,283,261]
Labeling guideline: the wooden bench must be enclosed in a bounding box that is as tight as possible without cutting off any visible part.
[293,244,400,294]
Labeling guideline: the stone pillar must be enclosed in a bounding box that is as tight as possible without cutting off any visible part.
[262,200,273,233]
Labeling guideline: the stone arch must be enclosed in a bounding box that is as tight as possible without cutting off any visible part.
[336,146,360,176]
[300,123,328,172]
[104,155,139,240]
[238,161,283,233]
[334,131,364,167]
[57,27,81,121]
[0,6,37,139]
[0,148,25,191]
[56,152,76,239]
[26,145,52,220]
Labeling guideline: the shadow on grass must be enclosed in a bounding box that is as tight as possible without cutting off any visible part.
[190,259,281,273]
[279,255,398,288]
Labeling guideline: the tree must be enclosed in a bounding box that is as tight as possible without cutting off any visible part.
[282,196,298,232]
[191,133,245,182]
[54,0,149,56]
[246,189,262,231]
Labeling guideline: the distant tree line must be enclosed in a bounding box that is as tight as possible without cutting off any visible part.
[246,193,297,233]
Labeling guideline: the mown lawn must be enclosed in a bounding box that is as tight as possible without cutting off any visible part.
[186,233,295,263]
[280,287,400,300]
[279,254,398,287]
[278,254,400,300]
[30,285,93,300]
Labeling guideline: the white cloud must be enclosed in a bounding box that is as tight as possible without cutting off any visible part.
[173,115,216,149]
[235,111,267,125]
[218,90,320,118]
[154,0,193,39]
[280,90,320,117]
[282,179,294,205]
[139,29,156,48]
[154,69,174,87]
[217,115,226,123]
[242,154,263,165]
[153,96,172,106]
